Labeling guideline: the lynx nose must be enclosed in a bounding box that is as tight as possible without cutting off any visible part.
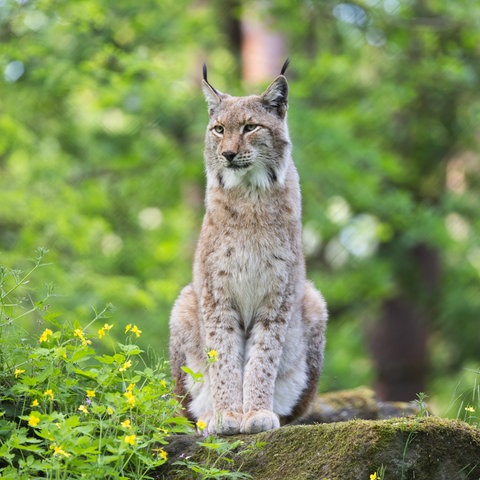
[222,151,237,163]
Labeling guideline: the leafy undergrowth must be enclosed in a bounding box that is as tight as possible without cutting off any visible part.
[0,250,247,479]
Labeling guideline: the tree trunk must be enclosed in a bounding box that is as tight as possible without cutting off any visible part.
[368,244,441,401]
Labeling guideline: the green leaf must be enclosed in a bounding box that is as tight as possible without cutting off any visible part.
[73,367,98,380]
[180,366,204,382]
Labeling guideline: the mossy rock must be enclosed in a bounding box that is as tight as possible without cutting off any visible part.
[158,417,480,479]
[302,387,420,423]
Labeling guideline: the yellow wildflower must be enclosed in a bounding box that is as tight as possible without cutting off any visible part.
[196,419,207,431]
[78,405,89,414]
[124,434,136,445]
[160,379,167,389]
[14,368,25,378]
[50,444,71,458]
[98,323,113,339]
[44,389,54,400]
[124,390,136,407]
[73,328,92,346]
[119,360,132,372]
[370,473,379,480]
[31,399,39,407]
[125,324,142,337]
[155,448,168,461]
[28,413,41,427]
[39,328,53,343]
[131,325,142,337]
[126,383,135,392]
[465,406,475,413]
[86,389,96,398]
[121,419,131,428]
[107,406,114,415]
[207,349,218,362]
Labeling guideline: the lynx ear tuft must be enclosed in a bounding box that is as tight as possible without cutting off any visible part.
[261,75,288,118]
[280,58,290,76]
[202,63,208,82]
[202,63,223,114]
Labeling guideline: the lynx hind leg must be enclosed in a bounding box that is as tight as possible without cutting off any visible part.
[284,281,327,423]
[169,284,206,421]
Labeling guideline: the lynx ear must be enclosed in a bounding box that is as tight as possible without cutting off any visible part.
[202,64,224,114]
[261,75,288,118]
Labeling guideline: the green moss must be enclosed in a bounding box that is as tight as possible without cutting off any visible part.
[159,417,480,479]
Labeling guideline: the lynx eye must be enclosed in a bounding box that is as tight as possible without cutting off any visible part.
[213,125,224,135]
[243,124,259,133]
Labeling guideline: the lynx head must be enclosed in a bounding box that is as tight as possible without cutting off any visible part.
[202,61,292,190]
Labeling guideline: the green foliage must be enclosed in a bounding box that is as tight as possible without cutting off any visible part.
[174,436,253,479]
[1,0,480,412]
[0,253,192,479]
[0,252,251,479]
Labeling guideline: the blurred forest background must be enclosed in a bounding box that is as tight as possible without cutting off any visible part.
[1,0,479,415]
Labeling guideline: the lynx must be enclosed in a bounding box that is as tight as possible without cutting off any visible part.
[169,61,327,435]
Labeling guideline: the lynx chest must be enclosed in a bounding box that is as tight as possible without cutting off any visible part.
[200,194,301,327]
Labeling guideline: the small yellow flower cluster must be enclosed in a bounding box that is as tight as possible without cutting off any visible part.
[196,419,207,431]
[44,389,54,400]
[39,328,53,343]
[153,447,168,460]
[125,324,142,337]
[28,412,41,427]
[207,349,218,363]
[121,419,131,428]
[124,383,136,407]
[370,473,381,480]
[78,405,89,414]
[465,406,476,413]
[73,328,92,347]
[119,360,132,372]
[31,399,39,407]
[124,434,136,445]
[14,368,25,378]
[98,323,113,339]
[86,389,95,398]
[51,444,71,458]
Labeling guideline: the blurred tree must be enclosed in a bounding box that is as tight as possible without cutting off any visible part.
[0,0,217,348]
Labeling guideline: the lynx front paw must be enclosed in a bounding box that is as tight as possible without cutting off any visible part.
[241,409,280,434]
[205,411,243,435]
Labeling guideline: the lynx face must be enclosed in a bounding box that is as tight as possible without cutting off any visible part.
[202,80,292,190]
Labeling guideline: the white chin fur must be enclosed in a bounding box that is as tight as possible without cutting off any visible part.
[220,164,285,190]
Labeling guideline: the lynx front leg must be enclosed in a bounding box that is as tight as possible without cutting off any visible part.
[241,303,291,434]
[201,289,244,435]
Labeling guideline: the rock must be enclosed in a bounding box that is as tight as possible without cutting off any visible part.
[155,389,480,479]
[298,387,421,424]
[157,417,480,479]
